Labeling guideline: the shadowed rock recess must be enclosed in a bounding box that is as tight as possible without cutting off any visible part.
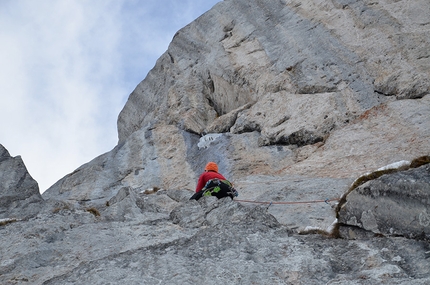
[1,0,430,284]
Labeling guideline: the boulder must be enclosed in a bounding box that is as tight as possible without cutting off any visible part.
[102,187,144,222]
[0,144,44,220]
[338,163,430,240]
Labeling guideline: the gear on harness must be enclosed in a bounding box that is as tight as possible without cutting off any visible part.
[190,178,238,201]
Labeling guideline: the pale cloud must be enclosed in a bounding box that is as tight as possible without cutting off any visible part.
[0,0,220,193]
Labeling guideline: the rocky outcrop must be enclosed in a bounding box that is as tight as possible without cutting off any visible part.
[0,144,44,220]
[2,190,430,284]
[338,162,430,240]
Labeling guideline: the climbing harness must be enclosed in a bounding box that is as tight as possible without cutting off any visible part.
[202,178,238,199]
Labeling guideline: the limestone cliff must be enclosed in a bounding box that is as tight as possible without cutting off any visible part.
[42,0,430,231]
[2,0,430,284]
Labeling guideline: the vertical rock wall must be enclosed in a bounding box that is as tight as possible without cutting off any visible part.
[43,0,430,221]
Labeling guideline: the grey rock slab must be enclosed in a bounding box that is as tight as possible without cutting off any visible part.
[2,190,430,284]
[0,204,197,284]
[1,194,428,284]
[291,0,430,100]
[205,103,254,134]
[102,187,146,222]
[170,199,207,228]
[234,174,353,233]
[43,126,197,207]
[230,91,363,147]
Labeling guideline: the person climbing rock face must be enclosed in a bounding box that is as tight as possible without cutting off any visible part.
[195,162,226,192]
[190,162,238,200]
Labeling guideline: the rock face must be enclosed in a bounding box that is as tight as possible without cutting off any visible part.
[2,0,430,284]
[44,0,430,207]
[0,144,44,220]
[339,163,430,240]
[41,0,430,240]
[117,0,430,141]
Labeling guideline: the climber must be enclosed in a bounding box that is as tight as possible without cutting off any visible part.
[190,162,238,200]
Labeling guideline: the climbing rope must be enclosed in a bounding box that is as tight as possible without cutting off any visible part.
[231,178,341,207]
[234,198,340,205]
[234,179,297,186]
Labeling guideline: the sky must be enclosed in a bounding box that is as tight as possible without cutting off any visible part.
[0,0,221,193]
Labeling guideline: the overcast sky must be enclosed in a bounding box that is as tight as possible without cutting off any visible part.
[0,0,221,193]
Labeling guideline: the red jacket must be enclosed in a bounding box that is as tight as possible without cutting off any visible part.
[195,171,227,192]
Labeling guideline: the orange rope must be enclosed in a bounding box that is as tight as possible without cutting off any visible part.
[234,179,296,186]
[234,198,340,205]
[232,179,340,205]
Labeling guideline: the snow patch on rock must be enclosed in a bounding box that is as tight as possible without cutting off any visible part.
[351,160,412,189]
[197,133,222,149]
[376,160,410,172]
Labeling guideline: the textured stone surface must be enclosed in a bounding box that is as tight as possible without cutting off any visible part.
[2,190,430,285]
[118,0,378,141]
[118,0,429,141]
[339,164,430,240]
[234,174,351,233]
[0,144,44,219]
[43,125,197,207]
[282,95,430,178]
